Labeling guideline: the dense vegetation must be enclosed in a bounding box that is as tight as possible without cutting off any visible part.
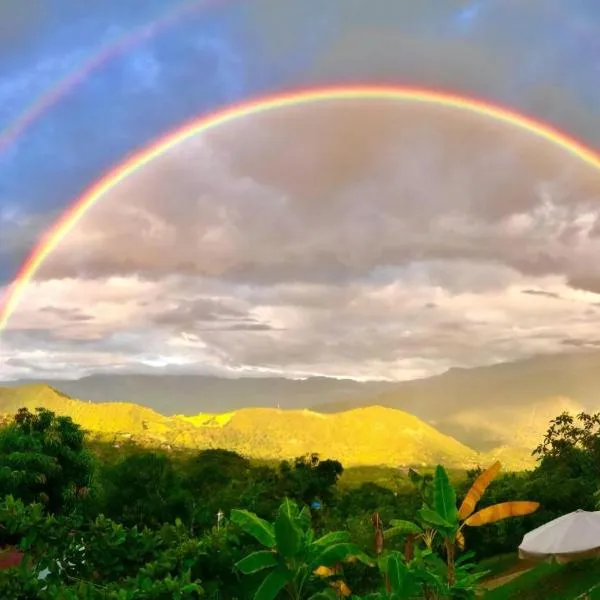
[0,406,598,598]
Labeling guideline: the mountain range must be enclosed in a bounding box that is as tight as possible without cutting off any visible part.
[0,383,527,469]
[3,350,598,469]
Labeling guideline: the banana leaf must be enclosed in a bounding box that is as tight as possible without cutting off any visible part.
[458,461,501,521]
[465,501,540,526]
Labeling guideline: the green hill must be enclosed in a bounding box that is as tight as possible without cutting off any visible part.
[0,384,532,469]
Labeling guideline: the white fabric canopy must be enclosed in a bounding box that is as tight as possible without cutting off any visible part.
[519,509,600,563]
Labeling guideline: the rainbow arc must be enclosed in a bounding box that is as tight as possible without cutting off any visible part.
[2,85,600,332]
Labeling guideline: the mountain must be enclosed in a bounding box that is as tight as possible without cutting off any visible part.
[1,374,397,415]
[311,352,600,451]
[0,384,522,469]
[314,351,600,420]
[435,396,585,452]
[6,351,600,422]
[5,350,599,461]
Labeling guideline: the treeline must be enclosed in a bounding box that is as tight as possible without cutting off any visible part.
[0,407,598,598]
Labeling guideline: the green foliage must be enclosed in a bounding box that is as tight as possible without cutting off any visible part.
[432,466,458,529]
[280,454,343,507]
[0,495,204,598]
[233,497,372,600]
[101,451,192,529]
[0,408,96,514]
[2,402,597,599]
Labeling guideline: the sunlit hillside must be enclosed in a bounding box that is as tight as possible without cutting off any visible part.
[178,412,236,427]
[0,384,538,469]
[0,384,194,437]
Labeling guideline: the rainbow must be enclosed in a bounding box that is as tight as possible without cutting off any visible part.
[2,84,600,332]
[0,0,215,154]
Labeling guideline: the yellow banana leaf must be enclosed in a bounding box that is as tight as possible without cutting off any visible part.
[458,461,502,520]
[465,501,540,527]
[314,566,335,577]
[330,580,352,597]
[455,530,465,550]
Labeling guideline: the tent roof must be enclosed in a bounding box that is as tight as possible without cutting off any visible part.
[519,510,600,562]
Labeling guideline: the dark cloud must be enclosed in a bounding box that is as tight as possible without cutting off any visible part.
[521,289,562,299]
[568,275,600,295]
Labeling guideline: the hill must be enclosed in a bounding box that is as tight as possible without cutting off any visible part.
[0,384,519,469]
[0,384,194,437]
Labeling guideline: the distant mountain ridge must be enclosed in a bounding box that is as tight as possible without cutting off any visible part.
[0,384,535,470]
[5,351,600,420]
[1,374,397,415]
[4,350,599,461]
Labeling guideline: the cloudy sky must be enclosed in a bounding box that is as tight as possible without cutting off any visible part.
[2,0,600,381]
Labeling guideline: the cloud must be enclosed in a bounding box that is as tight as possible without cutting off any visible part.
[4,100,600,380]
[32,101,600,286]
[521,289,562,299]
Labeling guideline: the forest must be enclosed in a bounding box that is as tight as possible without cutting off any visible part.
[0,406,598,599]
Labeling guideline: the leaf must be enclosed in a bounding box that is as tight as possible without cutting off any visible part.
[455,550,476,566]
[456,530,465,550]
[385,520,423,537]
[384,552,419,597]
[457,462,501,521]
[279,497,299,520]
[235,551,278,575]
[465,501,540,527]
[312,531,351,547]
[298,505,312,531]
[230,509,276,548]
[386,553,405,592]
[433,465,458,526]
[311,543,373,569]
[274,502,303,558]
[418,506,452,529]
[254,568,290,600]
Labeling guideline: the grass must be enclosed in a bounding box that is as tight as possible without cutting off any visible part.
[478,553,520,579]
[483,559,600,599]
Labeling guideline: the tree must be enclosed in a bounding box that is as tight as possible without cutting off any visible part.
[102,451,191,528]
[534,411,600,467]
[186,449,251,492]
[0,408,95,514]
[280,454,343,507]
[530,411,600,517]
[183,449,254,532]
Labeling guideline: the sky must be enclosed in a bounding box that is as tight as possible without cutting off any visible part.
[2,0,600,381]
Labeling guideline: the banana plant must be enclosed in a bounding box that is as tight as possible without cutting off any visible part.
[386,463,539,586]
[360,552,421,600]
[232,498,373,600]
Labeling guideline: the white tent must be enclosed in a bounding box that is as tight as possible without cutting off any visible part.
[519,510,600,563]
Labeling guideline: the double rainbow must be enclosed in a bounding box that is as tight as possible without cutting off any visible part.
[2,84,600,332]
